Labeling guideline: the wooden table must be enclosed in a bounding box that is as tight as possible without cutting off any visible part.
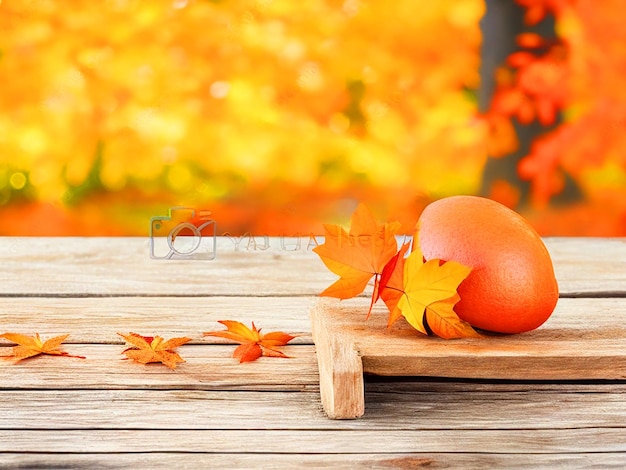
[1,237,625,468]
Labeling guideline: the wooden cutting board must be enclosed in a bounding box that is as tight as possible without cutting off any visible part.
[311,297,626,419]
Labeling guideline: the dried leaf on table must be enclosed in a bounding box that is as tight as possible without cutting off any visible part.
[118,332,191,369]
[0,332,86,362]
[204,320,295,363]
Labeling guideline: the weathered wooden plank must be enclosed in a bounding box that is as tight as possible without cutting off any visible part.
[0,237,332,296]
[544,237,626,296]
[1,297,625,390]
[0,296,315,344]
[0,237,622,465]
[1,428,625,453]
[0,296,624,344]
[311,297,364,418]
[2,453,626,470]
[0,345,319,391]
[311,296,626,417]
[1,341,623,392]
[1,388,625,431]
[313,298,626,380]
[1,237,624,296]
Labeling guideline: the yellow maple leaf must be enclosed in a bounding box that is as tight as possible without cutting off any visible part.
[425,294,482,339]
[380,249,478,338]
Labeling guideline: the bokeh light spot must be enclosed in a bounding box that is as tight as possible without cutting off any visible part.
[210,81,230,99]
[10,172,27,190]
[172,0,188,10]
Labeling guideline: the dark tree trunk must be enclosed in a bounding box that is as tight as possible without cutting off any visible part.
[478,0,576,206]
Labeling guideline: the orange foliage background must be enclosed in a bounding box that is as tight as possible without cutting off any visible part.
[485,0,626,235]
[0,0,624,236]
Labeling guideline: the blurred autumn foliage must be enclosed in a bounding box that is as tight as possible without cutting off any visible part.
[485,0,626,235]
[0,0,624,236]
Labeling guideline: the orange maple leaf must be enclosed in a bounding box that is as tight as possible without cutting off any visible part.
[118,332,191,369]
[313,203,401,311]
[0,332,86,362]
[204,320,295,363]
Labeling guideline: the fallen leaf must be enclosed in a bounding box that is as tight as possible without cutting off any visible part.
[118,332,191,369]
[425,294,482,339]
[313,203,401,307]
[378,241,412,326]
[381,250,477,338]
[204,320,295,363]
[314,204,479,339]
[0,332,85,362]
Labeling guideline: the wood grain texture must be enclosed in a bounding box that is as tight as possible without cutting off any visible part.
[0,345,319,391]
[2,388,626,431]
[1,429,625,453]
[1,237,625,296]
[1,297,624,387]
[1,237,625,465]
[544,237,626,296]
[0,237,332,296]
[311,298,364,418]
[310,295,626,416]
[2,453,626,470]
[0,296,316,344]
[1,296,624,343]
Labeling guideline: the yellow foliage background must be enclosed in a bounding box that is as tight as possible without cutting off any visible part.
[0,0,623,235]
[0,0,487,234]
